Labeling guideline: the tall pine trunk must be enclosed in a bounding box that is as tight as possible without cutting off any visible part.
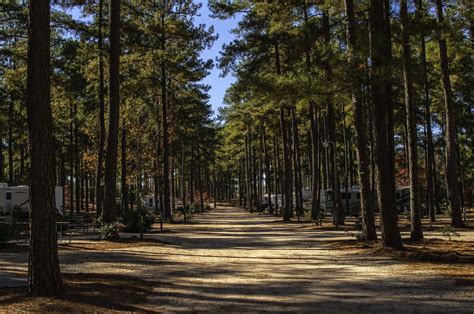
[121,120,129,216]
[274,42,291,221]
[8,101,14,186]
[181,142,186,209]
[401,0,423,240]
[74,102,80,213]
[27,0,63,295]
[273,136,281,214]
[263,125,272,213]
[345,0,376,241]
[309,102,321,221]
[95,0,105,218]
[323,11,343,226]
[247,129,254,211]
[369,0,403,248]
[280,108,292,221]
[161,12,171,221]
[435,0,463,227]
[417,0,436,222]
[103,0,120,225]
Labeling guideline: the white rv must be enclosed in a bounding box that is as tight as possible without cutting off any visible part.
[0,184,64,216]
[263,186,410,216]
[320,186,410,215]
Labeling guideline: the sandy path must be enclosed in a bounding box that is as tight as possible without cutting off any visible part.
[1,205,473,312]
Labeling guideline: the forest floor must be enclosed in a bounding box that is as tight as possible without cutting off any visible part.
[0,204,473,312]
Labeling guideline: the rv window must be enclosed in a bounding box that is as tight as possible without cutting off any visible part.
[357,193,360,199]
[6,192,11,200]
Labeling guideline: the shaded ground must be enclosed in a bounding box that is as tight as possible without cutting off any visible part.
[0,205,473,312]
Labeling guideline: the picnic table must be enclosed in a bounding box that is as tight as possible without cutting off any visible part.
[0,221,72,244]
[0,221,29,243]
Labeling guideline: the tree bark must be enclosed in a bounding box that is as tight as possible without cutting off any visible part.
[189,145,194,206]
[323,11,343,226]
[171,150,176,213]
[273,136,281,214]
[121,120,129,216]
[263,125,272,213]
[280,108,292,221]
[197,147,204,213]
[291,107,303,219]
[383,0,397,209]
[74,102,80,213]
[401,0,423,240]
[69,89,74,213]
[245,129,253,212]
[8,100,14,186]
[181,142,186,209]
[309,101,321,221]
[27,0,63,296]
[435,0,463,227]
[161,12,171,221]
[103,0,120,224]
[95,0,106,219]
[417,0,436,222]
[344,0,377,240]
[369,0,403,248]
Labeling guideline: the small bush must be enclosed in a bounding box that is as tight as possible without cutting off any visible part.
[100,221,122,240]
[122,209,154,233]
[440,226,461,241]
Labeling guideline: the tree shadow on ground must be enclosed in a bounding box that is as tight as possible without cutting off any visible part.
[0,206,472,312]
[0,273,157,312]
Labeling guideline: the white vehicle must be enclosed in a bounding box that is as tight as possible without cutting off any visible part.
[0,184,64,216]
[263,186,410,215]
[319,187,367,214]
[320,186,410,214]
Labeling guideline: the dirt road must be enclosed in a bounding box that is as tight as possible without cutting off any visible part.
[1,205,473,312]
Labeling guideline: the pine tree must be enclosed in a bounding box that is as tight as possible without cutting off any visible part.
[26,0,63,296]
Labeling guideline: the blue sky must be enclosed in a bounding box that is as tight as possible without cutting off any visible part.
[195,1,240,116]
[68,1,240,117]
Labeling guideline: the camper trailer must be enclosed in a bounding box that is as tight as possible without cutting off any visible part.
[321,186,410,215]
[263,186,410,216]
[319,187,370,215]
[0,184,64,216]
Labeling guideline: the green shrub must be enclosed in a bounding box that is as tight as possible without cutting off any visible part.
[123,209,155,233]
[440,226,461,241]
[100,221,121,240]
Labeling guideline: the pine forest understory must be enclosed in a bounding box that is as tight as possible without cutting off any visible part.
[0,0,473,312]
